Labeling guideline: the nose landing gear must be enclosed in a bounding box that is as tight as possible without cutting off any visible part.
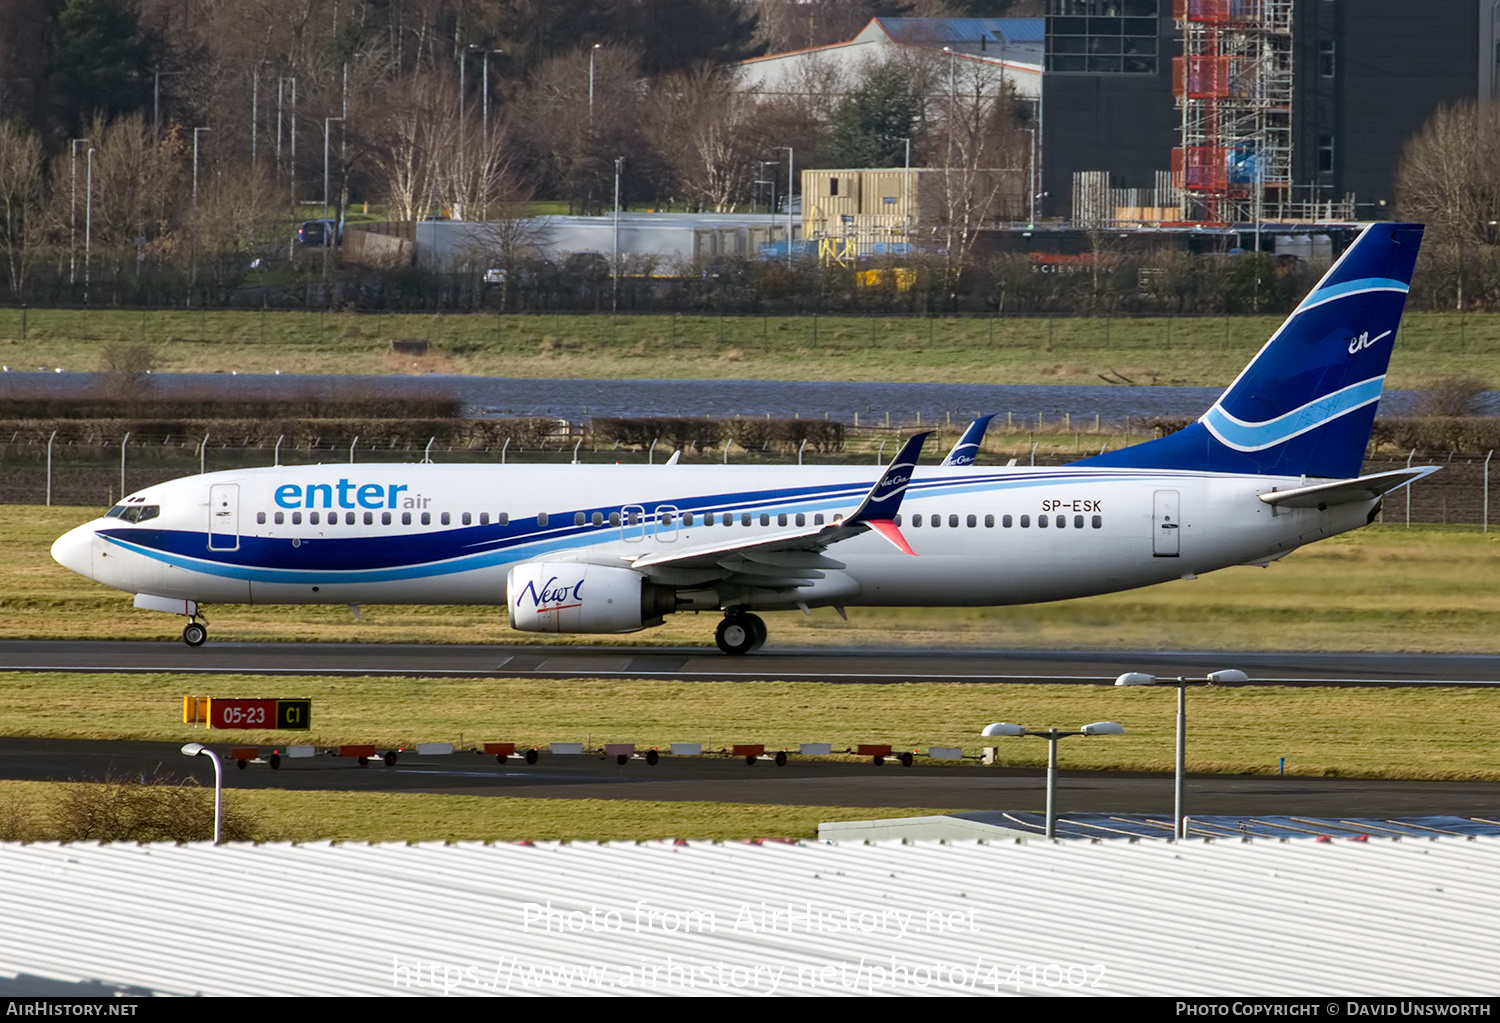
[715,612,766,656]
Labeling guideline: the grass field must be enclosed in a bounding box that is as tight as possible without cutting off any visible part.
[12,506,1500,652]
[0,308,1495,389]
[3,671,1497,781]
[0,780,953,843]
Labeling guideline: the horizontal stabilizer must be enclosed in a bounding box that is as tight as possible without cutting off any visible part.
[1258,466,1440,509]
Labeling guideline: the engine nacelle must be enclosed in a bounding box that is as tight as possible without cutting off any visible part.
[507,563,675,633]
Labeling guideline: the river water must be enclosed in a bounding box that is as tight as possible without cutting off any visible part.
[0,371,1480,422]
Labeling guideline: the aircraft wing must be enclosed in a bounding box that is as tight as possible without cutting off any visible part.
[626,433,931,582]
[1258,466,1440,509]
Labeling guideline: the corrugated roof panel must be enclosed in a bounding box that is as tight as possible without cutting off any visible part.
[1,839,1497,996]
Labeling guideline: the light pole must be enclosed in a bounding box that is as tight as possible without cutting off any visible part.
[481,48,503,152]
[901,135,912,247]
[69,137,88,286]
[192,127,211,205]
[774,145,793,266]
[179,743,222,844]
[323,116,344,221]
[613,155,623,313]
[757,160,776,215]
[588,43,602,127]
[1022,126,1037,228]
[982,721,1124,839]
[84,146,94,305]
[1114,669,1248,839]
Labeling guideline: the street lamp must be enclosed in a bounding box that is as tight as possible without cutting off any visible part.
[323,116,344,222]
[613,155,623,313]
[774,145,793,267]
[981,720,1124,839]
[69,138,89,286]
[588,42,602,127]
[1115,668,1249,839]
[84,146,94,305]
[179,742,222,844]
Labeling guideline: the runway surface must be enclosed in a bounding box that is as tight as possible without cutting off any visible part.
[3,639,1500,686]
[6,735,1500,817]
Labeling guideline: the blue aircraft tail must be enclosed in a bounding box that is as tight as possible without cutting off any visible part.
[942,415,995,466]
[1074,222,1423,479]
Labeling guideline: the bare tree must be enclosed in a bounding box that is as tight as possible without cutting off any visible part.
[0,121,43,296]
[648,65,760,212]
[1396,101,1500,310]
[362,73,454,223]
[924,55,1025,300]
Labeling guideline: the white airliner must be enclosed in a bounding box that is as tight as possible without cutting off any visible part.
[53,223,1435,654]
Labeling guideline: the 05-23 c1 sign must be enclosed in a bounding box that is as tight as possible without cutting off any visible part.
[207,698,311,730]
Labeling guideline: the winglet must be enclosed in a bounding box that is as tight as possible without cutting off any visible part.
[941,415,995,466]
[841,432,930,554]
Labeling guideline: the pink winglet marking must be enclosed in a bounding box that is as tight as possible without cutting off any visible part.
[866,519,917,556]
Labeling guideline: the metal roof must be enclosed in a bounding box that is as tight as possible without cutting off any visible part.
[2,837,1497,997]
[878,18,1047,46]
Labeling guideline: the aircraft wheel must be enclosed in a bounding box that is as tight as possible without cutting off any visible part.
[269,753,281,770]
[774,750,788,767]
[715,615,760,656]
[899,752,914,768]
[645,750,660,766]
[384,751,398,767]
[525,748,539,765]
[746,613,767,652]
[182,622,207,647]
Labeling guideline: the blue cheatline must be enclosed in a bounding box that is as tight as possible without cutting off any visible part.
[1075,222,1424,479]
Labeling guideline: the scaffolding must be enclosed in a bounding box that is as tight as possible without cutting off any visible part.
[1171,0,1346,225]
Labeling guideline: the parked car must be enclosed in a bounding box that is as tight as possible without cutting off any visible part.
[297,219,341,247]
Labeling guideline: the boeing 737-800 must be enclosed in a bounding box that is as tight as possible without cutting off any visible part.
[52,222,1434,654]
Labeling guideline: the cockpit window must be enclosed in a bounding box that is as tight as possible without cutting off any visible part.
[108,505,160,523]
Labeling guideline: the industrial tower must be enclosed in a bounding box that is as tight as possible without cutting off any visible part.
[1172,0,1294,225]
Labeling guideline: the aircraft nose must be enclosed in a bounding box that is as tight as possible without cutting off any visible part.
[50,524,96,579]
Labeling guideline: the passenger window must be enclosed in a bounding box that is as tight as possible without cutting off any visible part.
[480,512,490,525]
[421,512,431,525]
[760,513,770,526]
[382,512,392,525]
[498,513,509,526]
[777,513,787,526]
[310,512,320,525]
[815,513,824,525]
[462,512,472,525]
[1020,515,1030,528]
[795,513,805,526]
[1092,515,1102,529]
[292,512,303,525]
[610,512,621,526]
[894,514,903,526]
[275,512,285,525]
[741,513,751,526]
[256,512,266,525]
[683,512,694,526]
[660,510,674,525]
[1074,515,1084,529]
[575,512,585,526]
[1038,515,1048,528]
[363,512,373,525]
[724,513,734,526]
[592,512,603,526]
[950,515,959,528]
[984,514,993,528]
[1054,515,1065,528]
[440,512,451,526]
[402,512,411,525]
[537,512,549,527]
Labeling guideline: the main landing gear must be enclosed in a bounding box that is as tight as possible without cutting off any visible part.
[182,620,207,647]
[715,612,766,656]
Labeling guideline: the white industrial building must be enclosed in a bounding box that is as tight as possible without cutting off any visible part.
[1,836,1497,997]
[737,17,1043,105]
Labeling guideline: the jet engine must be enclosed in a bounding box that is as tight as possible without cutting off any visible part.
[507,563,677,633]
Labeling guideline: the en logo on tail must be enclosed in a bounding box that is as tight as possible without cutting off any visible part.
[1078,223,1423,479]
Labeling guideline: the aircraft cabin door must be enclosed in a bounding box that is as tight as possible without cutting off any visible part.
[1152,490,1180,558]
[621,504,645,543]
[208,484,240,551]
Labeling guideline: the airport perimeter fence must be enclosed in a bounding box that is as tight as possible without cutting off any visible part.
[3,428,1493,528]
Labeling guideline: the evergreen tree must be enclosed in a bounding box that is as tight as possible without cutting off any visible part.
[48,0,155,136]
[826,61,924,168]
